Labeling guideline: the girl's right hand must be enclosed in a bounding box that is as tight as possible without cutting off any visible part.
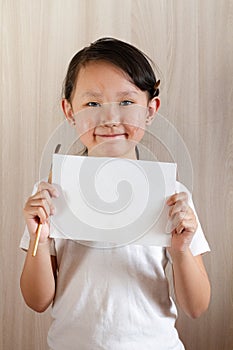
[23,182,60,243]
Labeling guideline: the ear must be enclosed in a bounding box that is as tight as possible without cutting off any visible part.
[145,98,160,125]
[61,99,75,126]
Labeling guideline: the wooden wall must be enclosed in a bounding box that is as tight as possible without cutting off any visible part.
[1,0,232,349]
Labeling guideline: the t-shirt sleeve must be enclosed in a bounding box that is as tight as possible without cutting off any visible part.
[19,180,56,256]
[166,181,210,260]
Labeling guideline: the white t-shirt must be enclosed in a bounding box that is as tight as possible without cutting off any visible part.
[20,180,210,350]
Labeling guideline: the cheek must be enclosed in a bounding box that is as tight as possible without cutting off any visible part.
[75,115,96,138]
[123,108,147,130]
[75,120,96,148]
[79,132,94,147]
[123,113,146,140]
[125,124,145,141]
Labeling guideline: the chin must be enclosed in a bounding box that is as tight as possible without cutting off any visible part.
[90,148,133,159]
[89,140,138,159]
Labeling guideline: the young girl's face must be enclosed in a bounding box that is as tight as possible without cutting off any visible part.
[62,61,160,159]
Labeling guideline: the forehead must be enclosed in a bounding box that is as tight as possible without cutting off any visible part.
[73,61,145,100]
[76,61,134,87]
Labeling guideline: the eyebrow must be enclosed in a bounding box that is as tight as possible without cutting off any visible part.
[81,90,139,99]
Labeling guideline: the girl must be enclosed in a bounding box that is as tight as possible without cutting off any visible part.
[20,38,211,350]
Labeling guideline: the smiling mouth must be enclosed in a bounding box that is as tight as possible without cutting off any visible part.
[95,133,127,138]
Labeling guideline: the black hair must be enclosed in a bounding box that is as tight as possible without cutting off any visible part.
[62,37,160,103]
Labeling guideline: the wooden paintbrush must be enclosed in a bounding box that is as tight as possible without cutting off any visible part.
[32,144,61,257]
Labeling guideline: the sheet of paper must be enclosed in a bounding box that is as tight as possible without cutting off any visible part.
[50,154,177,247]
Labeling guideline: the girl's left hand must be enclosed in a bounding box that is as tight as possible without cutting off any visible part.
[166,192,198,254]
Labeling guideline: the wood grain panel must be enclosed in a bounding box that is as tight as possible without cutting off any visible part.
[1,0,232,349]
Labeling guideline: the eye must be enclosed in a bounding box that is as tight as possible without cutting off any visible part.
[86,102,101,107]
[120,100,134,106]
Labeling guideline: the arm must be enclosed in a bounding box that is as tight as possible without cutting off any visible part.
[166,192,211,318]
[20,239,57,313]
[20,182,59,312]
[169,250,210,318]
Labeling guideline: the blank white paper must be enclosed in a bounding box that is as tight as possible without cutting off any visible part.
[50,154,177,247]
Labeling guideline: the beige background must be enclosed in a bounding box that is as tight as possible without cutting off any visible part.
[1,0,233,349]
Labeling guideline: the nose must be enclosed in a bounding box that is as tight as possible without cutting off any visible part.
[102,120,120,127]
[100,103,121,127]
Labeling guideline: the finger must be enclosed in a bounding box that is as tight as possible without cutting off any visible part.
[169,200,189,218]
[37,181,60,198]
[25,188,56,219]
[29,198,54,218]
[26,205,48,224]
[170,211,190,231]
[29,191,55,217]
[166,192,188,206]
[172,209,198,232]
[175,219,197,235]
[32,189,56,215]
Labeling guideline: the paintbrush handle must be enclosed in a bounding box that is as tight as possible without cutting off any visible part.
[32,223,43,256]
[32,171,52,257]
[32,169,52,257]
[32,144,60,257]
